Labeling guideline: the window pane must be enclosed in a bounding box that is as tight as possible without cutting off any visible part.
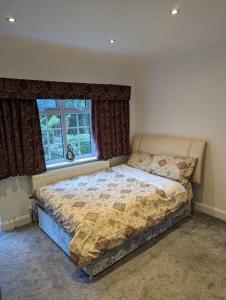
[45,100,57,108]
[80,142,91,154]
[37,98,95,164]
[65,114,77,127]
[41,130,48,145]
[65,100,86,108]
[39,113,64,163]
[47,115,61,129]
[79,127,91,141]
[43,146,50,161]
[78,114,90,126]
[37,99,57,109]
[67,128,78,143]
[40,115,46,128]
[70,143,79,156]
[49,129,63,144]
[49,145,64,160]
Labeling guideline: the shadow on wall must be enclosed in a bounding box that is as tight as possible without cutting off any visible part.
[0,176,32,224]
[192,142,215,209]
[109,155,129,167]
[0,176,32,199]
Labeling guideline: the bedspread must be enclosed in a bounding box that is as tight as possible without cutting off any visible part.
[35,166,192,267]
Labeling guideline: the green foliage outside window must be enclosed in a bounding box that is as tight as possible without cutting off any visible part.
[37,99,94,164]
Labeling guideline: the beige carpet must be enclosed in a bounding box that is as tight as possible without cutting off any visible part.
[1,213,226,300]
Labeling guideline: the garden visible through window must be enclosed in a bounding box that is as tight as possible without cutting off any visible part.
[37,99,96,165]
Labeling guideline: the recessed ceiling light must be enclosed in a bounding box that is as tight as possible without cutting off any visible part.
[170,8,179,16]
[108,39,116,44]
[7,17,16,23]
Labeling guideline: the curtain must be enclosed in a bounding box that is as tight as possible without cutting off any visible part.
[92,100,130,160]
[0,99,46,180]
[0,78,131,101]
[0,77,131,166]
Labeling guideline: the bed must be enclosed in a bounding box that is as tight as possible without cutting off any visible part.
[33,134,206,278]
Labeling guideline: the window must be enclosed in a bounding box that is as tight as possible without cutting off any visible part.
[37,99,96,165]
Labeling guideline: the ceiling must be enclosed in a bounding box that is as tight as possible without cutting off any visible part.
[1,0,226,59]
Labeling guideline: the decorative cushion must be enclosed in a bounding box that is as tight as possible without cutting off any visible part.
[127,152,154,172]
[150,155,197,185]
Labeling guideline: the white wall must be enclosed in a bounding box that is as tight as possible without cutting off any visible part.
[0,37,136,229]
[135,45,226,220]
[0,177,32,230]
[1,36,226,229]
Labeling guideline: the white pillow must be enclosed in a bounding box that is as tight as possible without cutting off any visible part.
[113,164,186,198]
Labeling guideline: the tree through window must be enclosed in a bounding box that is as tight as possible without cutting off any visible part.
[37,99,96,165]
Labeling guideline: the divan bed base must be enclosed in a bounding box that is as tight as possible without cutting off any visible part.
[37,204,191,278]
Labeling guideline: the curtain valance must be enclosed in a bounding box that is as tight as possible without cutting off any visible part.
[0,78,131,101]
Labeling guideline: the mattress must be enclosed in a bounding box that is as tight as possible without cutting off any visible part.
[35,164,192,267]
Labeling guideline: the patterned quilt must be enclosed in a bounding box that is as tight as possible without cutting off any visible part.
[35,167,192,267]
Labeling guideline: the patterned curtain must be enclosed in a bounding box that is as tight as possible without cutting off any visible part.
[0,78,131,101]
[92,100,130,160]
[0,99,46,180]
[0,78,131,168]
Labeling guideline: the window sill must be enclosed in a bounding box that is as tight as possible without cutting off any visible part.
[46,157,98,171]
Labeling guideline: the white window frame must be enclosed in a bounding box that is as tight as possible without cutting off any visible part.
[37,99,96,165]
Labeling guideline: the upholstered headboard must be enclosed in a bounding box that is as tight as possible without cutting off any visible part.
[132,134,206,184]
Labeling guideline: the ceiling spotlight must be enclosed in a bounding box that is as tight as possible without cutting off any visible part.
[170,8,179,16]
[108,39,116,44]
[7,17,16,23]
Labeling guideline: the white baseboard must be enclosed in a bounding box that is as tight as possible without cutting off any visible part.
[0,214,31,232]
[195,202,226,222]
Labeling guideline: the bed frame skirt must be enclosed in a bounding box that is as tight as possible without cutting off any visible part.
[37,204,191,278]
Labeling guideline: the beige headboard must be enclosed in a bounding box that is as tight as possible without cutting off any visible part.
[132,134,206,184]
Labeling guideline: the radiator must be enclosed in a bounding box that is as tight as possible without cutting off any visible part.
[32,160,109,192]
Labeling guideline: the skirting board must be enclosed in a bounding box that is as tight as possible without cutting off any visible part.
[195,202,226,222]
[0,214,31,232]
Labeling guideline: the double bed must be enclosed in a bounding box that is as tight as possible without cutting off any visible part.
[33,134,206,278]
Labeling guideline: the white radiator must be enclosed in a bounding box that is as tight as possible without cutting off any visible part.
[32,160,109,192]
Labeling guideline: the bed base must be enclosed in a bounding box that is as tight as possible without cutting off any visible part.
[37,205,191,278]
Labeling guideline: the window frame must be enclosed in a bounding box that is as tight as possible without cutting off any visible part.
[37,99,96,165]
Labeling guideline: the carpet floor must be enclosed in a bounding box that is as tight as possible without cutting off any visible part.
[0,213,226,300]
